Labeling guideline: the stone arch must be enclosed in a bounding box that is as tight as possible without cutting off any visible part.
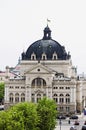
[31,77,46,88]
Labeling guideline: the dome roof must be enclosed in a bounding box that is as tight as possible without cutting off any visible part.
[22,26,71,60]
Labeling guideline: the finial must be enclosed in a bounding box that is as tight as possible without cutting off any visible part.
[47,18,51,26]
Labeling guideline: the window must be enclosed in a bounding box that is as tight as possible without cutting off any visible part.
[37,78,41,86]
[42,53,47,60]
[43,94,46,97]
[59,98,64,103]
[60,94,64,96]
[54,56,56,60]
[21,86,25,89]
[9,86,14,89]
[53,86,58,89]
[43,56,45,60]
[37,94,41,102]
[59,106,64,111]
[15,86,19,89]
[31,93,35,102]
[66,98,70,103]
[59,94,64,103]
[66,94,70,96]
[66,106,70,112]
[59,87,64,89]
[32,78,46,88]
[52,52,58,60]
[38,69,40,71]
[65,94,70,103]
[53,94,58,103]
[15,93,19,103]
[21,93,25,102]
[66,87,70,89]
[32,56,35,60]
[31,53,36,60]
[9,93,13,103]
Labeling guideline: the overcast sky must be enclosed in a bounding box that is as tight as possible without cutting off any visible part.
[0,0,86,74]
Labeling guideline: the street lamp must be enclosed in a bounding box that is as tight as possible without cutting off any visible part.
[59,116,62,130]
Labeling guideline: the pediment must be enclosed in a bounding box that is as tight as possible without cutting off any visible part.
[35,89,44,94]
[24,63,54,74]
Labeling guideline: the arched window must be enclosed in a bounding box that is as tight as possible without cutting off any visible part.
[66,94,70,96]
[15,93,19,103]
[31,52,36,60]
[32,78,46,88]
[42,53,47,60]
[52,52,58,60]
[59,94,64,103]
[9,93,14,103]
[59,94,64,96]
[53,94,58,103]
[21,93,25,102]
[65,94,70,103]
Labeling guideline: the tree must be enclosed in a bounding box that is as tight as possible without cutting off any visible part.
[0,109,24,130]
[0,83,5,104]
[0,98,57,130]
[37,97,57,130]
[0,102,39,130]
[0,111,8,130]
[7,102,39,130]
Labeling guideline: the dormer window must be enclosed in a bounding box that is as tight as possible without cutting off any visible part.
[43,56,45,60]
[42,53,47,60]
[31,52,36,60]
[52,52,58,60]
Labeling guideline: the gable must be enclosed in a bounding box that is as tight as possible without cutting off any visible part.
[24,63,54,74]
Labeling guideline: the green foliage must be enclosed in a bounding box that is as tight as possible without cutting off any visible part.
[0,83,5,102]
[9,102,39,130]
[0,98,58,130]
[0,102,39,130]
[37,97,57,130]
[0,109,24,130]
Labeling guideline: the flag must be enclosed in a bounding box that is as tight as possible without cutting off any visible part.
[47,19,51,22]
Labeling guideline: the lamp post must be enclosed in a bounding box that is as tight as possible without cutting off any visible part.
[59,116,62,130]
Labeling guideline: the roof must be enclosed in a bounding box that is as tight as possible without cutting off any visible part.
[22,26,71,60]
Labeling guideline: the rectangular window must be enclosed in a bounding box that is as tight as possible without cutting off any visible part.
[66,106,70,112]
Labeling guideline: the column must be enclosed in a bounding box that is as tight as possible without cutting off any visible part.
[13,92,15,103]
[74,86,76,111]
[25,85,31,102]
[70,87,73,102]
[19,93,21,102]
[49,87,52,99]
[4,86,9,103]
[34,94,37,103]
[46,87,48,97]
[58,97,59,104]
